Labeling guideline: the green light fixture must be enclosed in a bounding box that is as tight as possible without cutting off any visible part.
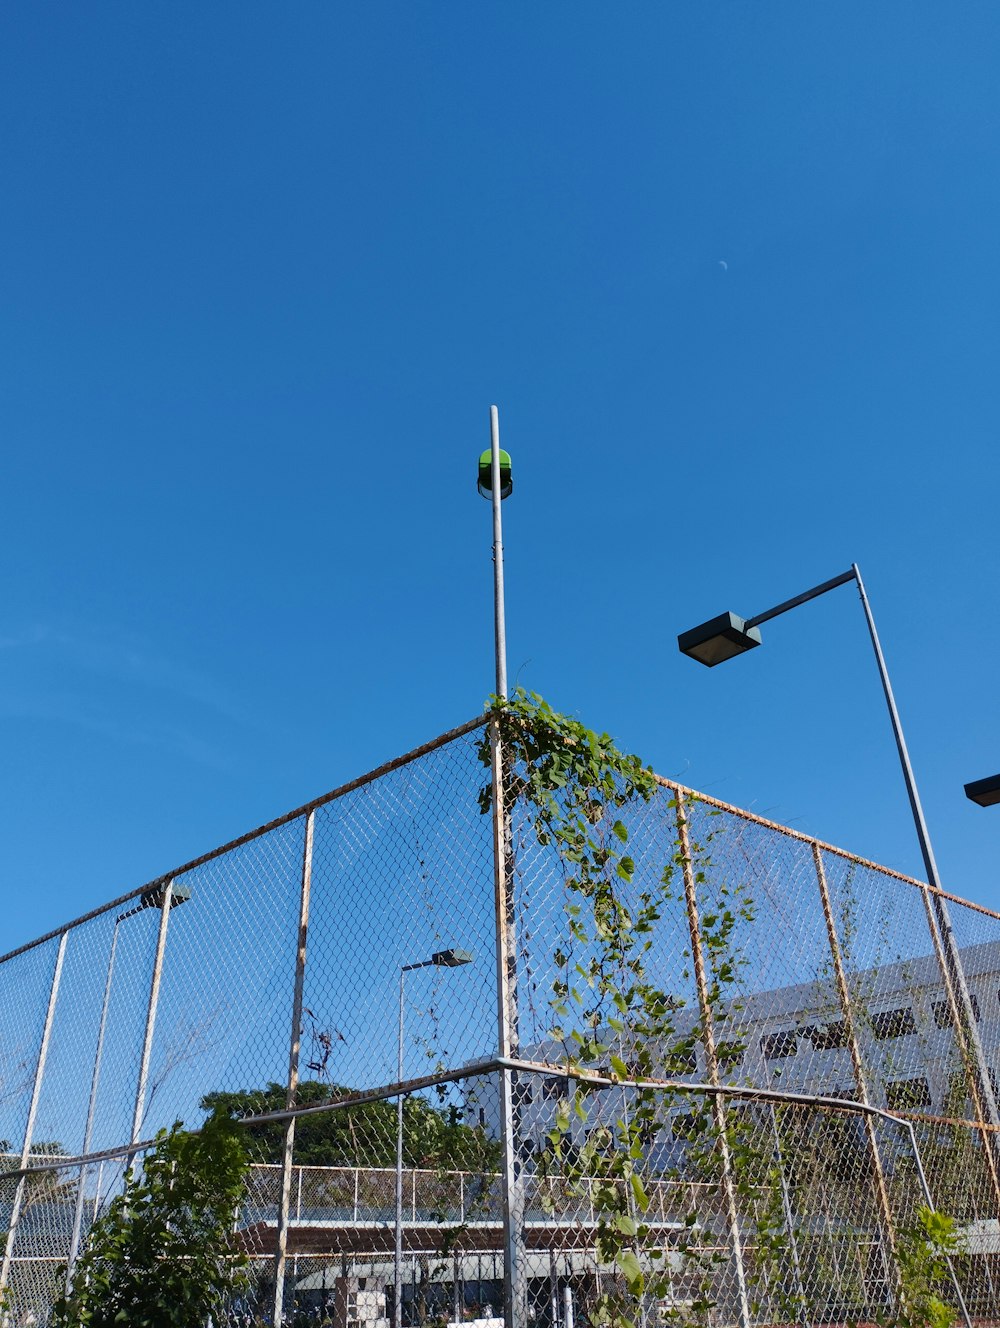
[477,448,513,499]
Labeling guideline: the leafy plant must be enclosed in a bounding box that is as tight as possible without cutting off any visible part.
[478,691,758,1328]
[52,1112,249,1328]
[866,1206,961,1328]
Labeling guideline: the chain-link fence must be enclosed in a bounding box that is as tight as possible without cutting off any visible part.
[1,714,999,1326]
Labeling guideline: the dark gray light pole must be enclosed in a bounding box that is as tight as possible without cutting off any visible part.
[394,948,473,1328]
[678,563,1000,1135]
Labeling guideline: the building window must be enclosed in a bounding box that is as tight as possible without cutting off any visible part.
[885,1078,931,1110]
[664,1046,697,1075]
[761,1030,798,1060]
[717,1040,744,1070]
[671,1112,701,1141]
[542,1076,566,1100]
[934,995,980,1028]
[870,1007,916,1041]
[808,1021,848,1050]
[513,1079,534,1107]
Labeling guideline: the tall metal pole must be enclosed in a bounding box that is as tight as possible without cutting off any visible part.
[812,844,899,1277]
[67,918,122,1284]
[395,966,409,1328]
[918,885,1000,1206]
[129,880,176,1152]
[487,404,525,1328]
[689,565,1000,1144]
[0,931,68,1299]
[273,811,315,1328]
[490,405,507,702]
[852,565,1000,1136]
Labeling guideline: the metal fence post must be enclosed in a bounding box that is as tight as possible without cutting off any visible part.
[812,845,899,1273]
[674,793,751,1328]
[273,810,315,1327]
[67,917,121,1285]
[767,1103,809,1328]
[485,405,526,1328]
[919,885,1000,1209]
[490,715,527,1328]
[129,880,176,1148]
[0,931,68,1298]
[899,1114,973,1328]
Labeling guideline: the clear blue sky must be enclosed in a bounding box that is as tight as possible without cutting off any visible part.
[2,3,999,950]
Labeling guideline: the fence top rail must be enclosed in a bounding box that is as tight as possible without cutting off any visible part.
[2,711,997,968]
[0,714,487,966]
[663,776,1000,920]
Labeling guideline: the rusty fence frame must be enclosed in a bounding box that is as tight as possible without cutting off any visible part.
[0,713,999,1327]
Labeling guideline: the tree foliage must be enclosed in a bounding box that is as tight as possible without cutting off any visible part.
[201,1080,499,1173]
[52,1113,249,1328]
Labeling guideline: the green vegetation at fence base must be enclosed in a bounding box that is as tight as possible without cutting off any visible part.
[201,1081,500,1172]
[52,1112,249,1328]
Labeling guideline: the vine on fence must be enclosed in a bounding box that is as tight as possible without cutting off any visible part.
[478,691,761,1328]
[478,690,962,1328]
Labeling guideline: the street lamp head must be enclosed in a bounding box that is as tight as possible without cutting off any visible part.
[677,611,762,667]
[431,947,474,968]
[965,774,1000,808]
[477,448,513,500]
[139,881,193,911]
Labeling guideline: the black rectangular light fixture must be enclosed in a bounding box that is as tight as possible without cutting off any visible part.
[432,947,474,967]
[965,774,1000,808]
[677,611,763,667]
[140,881,193,910]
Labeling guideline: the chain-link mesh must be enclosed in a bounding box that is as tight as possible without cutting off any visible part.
[0,716,997,1326]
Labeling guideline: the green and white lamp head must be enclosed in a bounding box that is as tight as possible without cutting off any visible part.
[477,448,513,500]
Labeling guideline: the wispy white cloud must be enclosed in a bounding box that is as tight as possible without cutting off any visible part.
[0,622,276,768]
[0,622,261,724]
[0,692,235,770]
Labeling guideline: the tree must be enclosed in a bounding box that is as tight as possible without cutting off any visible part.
[200,1080,499,1173]
[52,1112,249,1328]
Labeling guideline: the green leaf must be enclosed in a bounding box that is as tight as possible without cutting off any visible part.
[617,1250,644,1292]
[630,1172,649,1212]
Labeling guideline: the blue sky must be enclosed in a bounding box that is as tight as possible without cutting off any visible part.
[1,3,999,950]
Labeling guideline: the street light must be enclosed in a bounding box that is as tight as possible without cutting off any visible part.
[66,882,192,1281]
[478,407,526,1328]
[965,774,1000,808]
[678,563,1000,1136]
[394,947,474,1328]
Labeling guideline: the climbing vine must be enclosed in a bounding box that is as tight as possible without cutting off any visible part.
[478,691,761,1328]
[477,691,964,1328]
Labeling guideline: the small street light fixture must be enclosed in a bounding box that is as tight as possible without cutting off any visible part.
[394,947,474,1328]
[965,774,1000,808]
[431,947,474,968]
